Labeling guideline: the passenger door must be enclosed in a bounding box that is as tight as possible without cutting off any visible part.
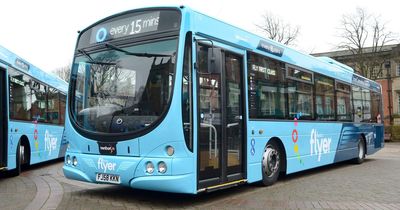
[196,43,245,189]
[0,67,7,169]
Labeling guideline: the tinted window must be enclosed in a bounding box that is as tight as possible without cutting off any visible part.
[336,82,352,121]
[247,53,286,119]
[31,81,47,122]
[47,87,60,124]
[9,68,31,121]
[371,91,382,123]
[362,88,371,122]
[288,80,314,119]
[352,86,363,123]
[182,32,192,151]
[315,74,334,120]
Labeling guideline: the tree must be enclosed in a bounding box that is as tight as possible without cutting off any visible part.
[337,7,397,79]
[52,64,71,83]
[256,12,300,46]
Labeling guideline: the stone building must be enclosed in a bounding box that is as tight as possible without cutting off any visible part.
[313,44,400,126]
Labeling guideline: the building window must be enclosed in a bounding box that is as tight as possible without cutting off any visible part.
[397,63,400,76]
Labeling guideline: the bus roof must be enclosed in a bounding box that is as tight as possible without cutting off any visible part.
[0,45,68,94]
[180,6,381,92]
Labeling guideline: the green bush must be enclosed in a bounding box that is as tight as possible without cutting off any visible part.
[391,125,400,141]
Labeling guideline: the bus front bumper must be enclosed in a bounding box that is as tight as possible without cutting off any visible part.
[62,153,196,194]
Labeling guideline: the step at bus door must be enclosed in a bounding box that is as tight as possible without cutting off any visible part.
[197,43,245,190]
[0,67,7,169]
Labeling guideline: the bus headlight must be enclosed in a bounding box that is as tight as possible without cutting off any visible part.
[158,161,167,174]
[166,146,174,156]
[146,161,154,174]
[72,156,78,166]
[66,155,71,165]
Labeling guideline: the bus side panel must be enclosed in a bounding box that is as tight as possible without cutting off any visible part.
[8,121,65,166]
[247,121,343,182]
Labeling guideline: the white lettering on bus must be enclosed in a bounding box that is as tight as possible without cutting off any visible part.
[110,24,130,36]
[97,157,117,173]
[310,129,331,161]
[44,130,58,156]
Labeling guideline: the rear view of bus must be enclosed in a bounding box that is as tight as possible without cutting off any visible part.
[63,7,196,193]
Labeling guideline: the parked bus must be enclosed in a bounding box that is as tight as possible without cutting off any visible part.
[0,45,68,175]
[63,6,384,194]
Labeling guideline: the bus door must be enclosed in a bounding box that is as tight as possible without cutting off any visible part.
[196,43,245,190]
[0,67,7,169]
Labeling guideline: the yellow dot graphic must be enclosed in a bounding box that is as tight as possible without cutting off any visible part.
[294,144,299,153]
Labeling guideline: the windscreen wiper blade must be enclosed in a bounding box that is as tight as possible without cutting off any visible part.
[77,49,117,65]
[104,43,173,58]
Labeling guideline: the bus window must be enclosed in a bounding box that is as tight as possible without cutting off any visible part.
[31,81,47,122]
[9,68,31,121]
[59,93,66,125]
[371,92,381,123]
[288,80,314,120]
[362,88,371,122]
[352,86,363,123]
[247,52,286,119]
[47,87,60,124]
[182,32,193,151]
[336,82,352,121]
[315,74,335,120]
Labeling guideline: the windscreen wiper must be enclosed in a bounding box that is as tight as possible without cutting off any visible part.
[77,49,117,65]
[104,43,173,58]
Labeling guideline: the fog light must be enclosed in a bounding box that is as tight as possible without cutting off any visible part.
[66,155,71,165]
[158,161,167,174]
[72,156,78,166]
[166,146,174,156]
[146,161,154,174]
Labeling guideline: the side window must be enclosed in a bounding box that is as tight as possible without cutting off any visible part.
[31,81,47,122]
[370,91,382,123]
[314,74,335,120]
[47,87,60,124]
[287,66,313,120]
[59,93,66,125]
[352,86,363,123]
[182,32,193,151]
[362,88,371,122]
[247,52,286,119]
[9,68,31,121]
[336,82,352,121]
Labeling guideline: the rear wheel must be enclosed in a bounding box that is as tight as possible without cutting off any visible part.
[261,141,282,186]
[10,142,22,176]
[353,137,365,164]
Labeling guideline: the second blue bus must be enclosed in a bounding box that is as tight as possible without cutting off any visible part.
[0,45,68,175]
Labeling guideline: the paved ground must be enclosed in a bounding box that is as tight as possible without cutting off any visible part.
[1,142,400,210]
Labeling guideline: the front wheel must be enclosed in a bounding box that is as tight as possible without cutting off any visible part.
[261,141,281,186]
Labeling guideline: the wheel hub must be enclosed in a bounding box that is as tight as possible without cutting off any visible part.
[263,146,280,177]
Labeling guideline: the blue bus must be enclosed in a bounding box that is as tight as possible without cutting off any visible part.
[0,45,68,175]
[63,6,384,194]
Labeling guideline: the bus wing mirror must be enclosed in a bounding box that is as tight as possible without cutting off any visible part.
[207,48,222,74]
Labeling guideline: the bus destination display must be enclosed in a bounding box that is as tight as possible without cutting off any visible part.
[90,11,161,43]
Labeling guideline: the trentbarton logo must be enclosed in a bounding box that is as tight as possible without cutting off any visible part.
[98,142,117,155]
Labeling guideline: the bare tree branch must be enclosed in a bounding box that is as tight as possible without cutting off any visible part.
[256,12,300,46]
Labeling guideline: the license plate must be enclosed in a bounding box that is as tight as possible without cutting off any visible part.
[96,173,121,184]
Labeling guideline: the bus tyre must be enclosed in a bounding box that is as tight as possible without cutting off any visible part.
[261,141,281,186]
[10,142,22,176]
[353,137,365,164]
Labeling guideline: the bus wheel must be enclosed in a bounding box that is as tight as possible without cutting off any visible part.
[262,141,281,186]
[10,142,23,176]
[353,137,365,164]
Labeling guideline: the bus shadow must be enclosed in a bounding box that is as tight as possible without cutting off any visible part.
[0,158,63,179]
[278,158,376,182]
[71,159,376,207]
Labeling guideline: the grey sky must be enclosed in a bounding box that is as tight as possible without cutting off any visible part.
[1,0,399,72]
